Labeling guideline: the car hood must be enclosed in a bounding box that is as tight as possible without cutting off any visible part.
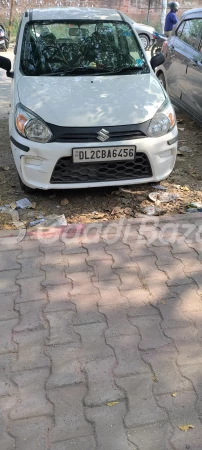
[135,23,155,33]
[17,73,165,127]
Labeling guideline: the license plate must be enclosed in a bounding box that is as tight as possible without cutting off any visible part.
[73,146,136,163]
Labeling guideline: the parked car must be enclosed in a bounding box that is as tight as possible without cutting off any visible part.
[133,21,156,49]
[0,24,9,51]
[0,7,177,192]
[156,8,202,125]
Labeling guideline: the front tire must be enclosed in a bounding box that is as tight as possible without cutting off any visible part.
[139,34,150,50]
[158,73,166,90]
[18,176,36,194]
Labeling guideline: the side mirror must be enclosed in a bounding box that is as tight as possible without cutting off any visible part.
[0,56,13,78]
[150,53,165,71]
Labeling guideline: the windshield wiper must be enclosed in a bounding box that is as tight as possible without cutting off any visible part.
[40,66,113,76]
[107,65,145,75]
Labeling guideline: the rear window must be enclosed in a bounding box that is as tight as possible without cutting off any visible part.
[176,18,202,50]
[20,20,149,76]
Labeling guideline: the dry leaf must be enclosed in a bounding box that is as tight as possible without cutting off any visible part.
[61,198,69,206]
[178,425,194,431]
[172,392,177,397]
[152,375,157,382]
[106,401,119,407]
[161,300,166,305]
[2,166,10,171]
[31,202,36,209]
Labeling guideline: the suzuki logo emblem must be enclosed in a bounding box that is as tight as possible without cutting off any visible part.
[97,128,109,142]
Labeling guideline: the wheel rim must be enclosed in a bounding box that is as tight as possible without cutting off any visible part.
[140,36,148,49]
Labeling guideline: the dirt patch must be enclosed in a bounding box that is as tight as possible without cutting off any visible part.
[0,113,202,229]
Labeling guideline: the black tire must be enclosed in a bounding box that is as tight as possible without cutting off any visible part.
[139,34,150,50]
[0,43,6,52]
[18,176,36,194]
[158,73,166,90]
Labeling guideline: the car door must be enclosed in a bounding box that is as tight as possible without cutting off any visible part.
[183,23,202,122]
[164,20,189,100]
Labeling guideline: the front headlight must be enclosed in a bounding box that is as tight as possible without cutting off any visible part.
[15,104,52,143]
[147,99,176,137]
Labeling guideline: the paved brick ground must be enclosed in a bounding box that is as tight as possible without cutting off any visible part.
[1,213,202,449]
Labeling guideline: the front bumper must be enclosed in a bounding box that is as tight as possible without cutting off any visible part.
[10,126,178,190]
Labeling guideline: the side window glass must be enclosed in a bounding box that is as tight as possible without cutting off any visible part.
[176,21,185,39]
[180,19,202,50]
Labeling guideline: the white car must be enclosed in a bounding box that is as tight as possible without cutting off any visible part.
[0,7,178,192]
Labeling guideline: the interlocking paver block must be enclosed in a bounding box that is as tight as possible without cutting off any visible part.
[106,245,135,268]
[164,327,202,365]
[86,403,133,450]
[107,335,150,377]
[0,398,15,450]
[46,345,84,388]
[0,270,20,293]
[16,276,46,303]
[171,241,194,254]
[0,354,17,397]
[75,322,113,361]
[44,284,74,312]
[86,243,112,261]
[143,345,192,395]
[41,250,67,268]
[12,330,50,371]
[65,253,92,273]
[188,271,202,290]
[10,417,52,450]
[83,357,123,406]
[123,288,152,309]
[130,316,172,350]
[48,385,93,443]
[17,257,43,279]
[14,300,46,332]
[0,292,18,321]
[71,294,104,325]
[174,252,202,273]
[94,283,126,306]
[45,310,79,345]
[117,374,167,427]
[169,284,202,312]
[129,244,154,258]
[0,250,20,271]
[188,242,202,260]
[150,245,176,266]
[156,391,202,450]
[150,297,191,329]
[136,256,157,277]
[17,239,43,258]
[50,436,96,450]
[89,259,119,282]
[163,264,193,286]
[69,273,99,296]
[100,304,138,337]
[180,364,202,417]
[0,319,18,354]
[127,422,173,450]
[42,269,71,287]
[144,275,173,299]
[10,368,52,420]
[116,267,143,291]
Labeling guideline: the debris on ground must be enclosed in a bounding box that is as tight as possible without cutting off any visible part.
[61,198,69,206]
[178,425,194,432]
[140,206,165,216]
[16,198,33,209]
[148,192,180,203]
[37,214,67,227]
[151,184,167,190]
[29,218,45,227]
[179,145,192,153]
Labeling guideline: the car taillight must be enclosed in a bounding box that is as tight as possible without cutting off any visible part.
[0,30,4,36]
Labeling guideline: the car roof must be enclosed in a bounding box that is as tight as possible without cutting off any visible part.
[181,8,202,19]
[26,7,123,22]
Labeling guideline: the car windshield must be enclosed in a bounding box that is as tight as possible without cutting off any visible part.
[20,20,149,76]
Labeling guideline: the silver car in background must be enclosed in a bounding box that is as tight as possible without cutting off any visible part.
[133,21,156,49]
